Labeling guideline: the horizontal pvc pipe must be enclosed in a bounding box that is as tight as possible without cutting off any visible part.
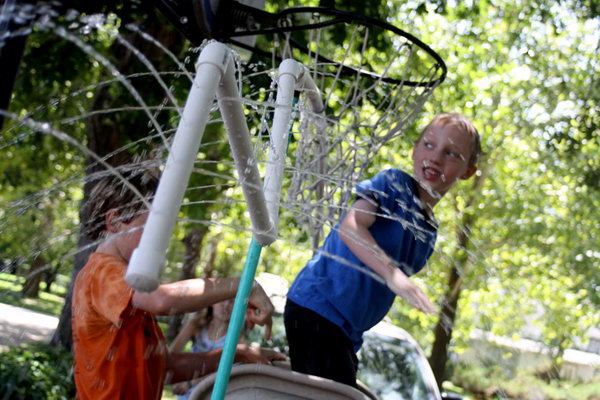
[216,59,276,246]
[125,42,231,292]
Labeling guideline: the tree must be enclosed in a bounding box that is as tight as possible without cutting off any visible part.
[3,2,598,395]
[384,0,599,387]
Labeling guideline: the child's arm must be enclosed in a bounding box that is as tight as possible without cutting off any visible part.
[169,319,197,353]
[339,199,436,314]
[166,345,287,383]
[132,277,274,337]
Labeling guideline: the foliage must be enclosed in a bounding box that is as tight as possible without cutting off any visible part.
[383,0,600,376]
[1,10,104,295]
[0,343,75,399]
[452,362,600,400]
[0,273,66,316]
[1,0,598,394]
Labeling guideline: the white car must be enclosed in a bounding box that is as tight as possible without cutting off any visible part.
[358,320,442,399]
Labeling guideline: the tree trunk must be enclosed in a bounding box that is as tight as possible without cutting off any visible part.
[43,263,60,294]
[21,254,46,298]
[50,219,97,349]
[49,97,124,348]
[428,262,464,387]
[202,233,222,279]
[22,206,54,298]
[429,167,488,387]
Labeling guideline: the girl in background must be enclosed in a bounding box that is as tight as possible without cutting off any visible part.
[170,299,244,398]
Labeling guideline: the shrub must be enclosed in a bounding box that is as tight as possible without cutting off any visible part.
[0,343,75,399]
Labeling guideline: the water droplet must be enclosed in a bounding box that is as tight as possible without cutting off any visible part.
[106,347,116,361]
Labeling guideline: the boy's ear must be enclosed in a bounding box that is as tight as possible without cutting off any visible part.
[105,209,121,233]
[461,165,477,180]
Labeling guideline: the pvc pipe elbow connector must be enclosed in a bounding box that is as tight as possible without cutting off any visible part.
[196,41,231,76]
[279,59,324,113]
[279,59,305,81]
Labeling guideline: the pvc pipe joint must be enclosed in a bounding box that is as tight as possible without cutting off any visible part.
[197,41,232,75]
[278,58,306,82]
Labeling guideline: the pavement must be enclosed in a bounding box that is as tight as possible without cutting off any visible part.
[0,302,59,351]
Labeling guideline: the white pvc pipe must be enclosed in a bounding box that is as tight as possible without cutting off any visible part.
[125,42,232,292]
[216,58,276,246]
[263,60,326,235]
[299,72,328,162]
[300,72,325,116]
[263,59,304,231]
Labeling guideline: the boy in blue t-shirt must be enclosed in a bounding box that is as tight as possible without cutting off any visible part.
[284,113,482,387]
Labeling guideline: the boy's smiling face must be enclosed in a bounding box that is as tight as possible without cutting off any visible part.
[412,122,477,206]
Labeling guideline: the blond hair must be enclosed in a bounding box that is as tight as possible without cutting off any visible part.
[420,113,482,167]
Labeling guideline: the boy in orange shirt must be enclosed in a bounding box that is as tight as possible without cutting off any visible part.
[72,169,284,399]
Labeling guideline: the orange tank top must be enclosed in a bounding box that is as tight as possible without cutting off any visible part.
[72,253,167,399]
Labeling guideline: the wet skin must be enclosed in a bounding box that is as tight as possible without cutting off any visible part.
[412,122,477,209]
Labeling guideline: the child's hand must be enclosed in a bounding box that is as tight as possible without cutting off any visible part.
[246,281,274,340]
[172,381,192,395]
[387,270,436,314]
[234,344,287,365]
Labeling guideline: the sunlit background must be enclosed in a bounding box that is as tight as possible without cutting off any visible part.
[0,1,598,399]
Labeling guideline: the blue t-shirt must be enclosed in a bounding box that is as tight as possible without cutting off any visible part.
[190,327,226,353]
[287,169,437,351]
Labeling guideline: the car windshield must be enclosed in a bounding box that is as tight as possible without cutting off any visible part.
[358,332,437,400]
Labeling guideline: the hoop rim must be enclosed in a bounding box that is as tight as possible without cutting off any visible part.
[217,6,447,88]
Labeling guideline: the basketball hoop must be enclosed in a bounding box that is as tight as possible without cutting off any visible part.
[154,0,447,87]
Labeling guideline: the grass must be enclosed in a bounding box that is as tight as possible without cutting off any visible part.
[0,272,67,317]
[162,388,178,399]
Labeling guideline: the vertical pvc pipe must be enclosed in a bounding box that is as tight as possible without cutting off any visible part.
[299,72,325,116]
[210,238,262,400]
[297,72,328,249]
[210,59,306,400]
[263,59,304,231]
[216,60,276,246]
[125,42,231,292]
